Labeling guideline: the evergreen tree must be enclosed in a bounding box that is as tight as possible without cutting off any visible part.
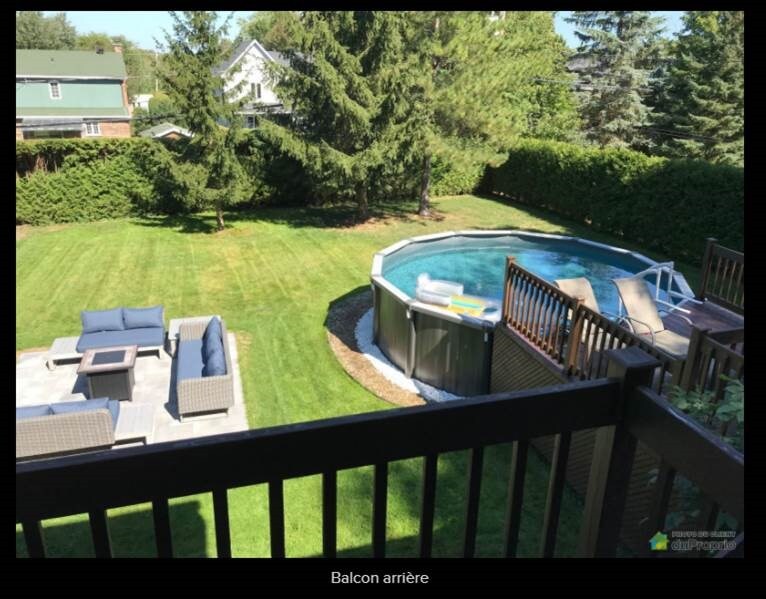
[651,11,743,166]
[239,11,300,52]
[409,11,578,216]
[566,11,664,148]
[254,11,413,219]
[16,11,77,50]
[158,11,249,230]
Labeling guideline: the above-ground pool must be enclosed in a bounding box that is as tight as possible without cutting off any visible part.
[370,231,693,396]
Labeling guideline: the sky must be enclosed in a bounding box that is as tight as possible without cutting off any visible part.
[48,11,685,51]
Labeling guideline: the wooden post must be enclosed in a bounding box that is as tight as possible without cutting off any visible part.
[578,347,660,557]
[502,256,516,323]
[679,326,711,391]
[696,237,718,300]
[565,297,585,376]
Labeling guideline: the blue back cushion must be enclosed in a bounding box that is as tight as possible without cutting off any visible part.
[50,397,119,427]
[81,308,125,333]
[123,305,164,330]
[203,318,223,361]
[16,404,53,420]
[202,347,226,377]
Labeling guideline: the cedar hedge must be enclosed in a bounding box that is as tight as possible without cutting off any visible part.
[482,139,743,261]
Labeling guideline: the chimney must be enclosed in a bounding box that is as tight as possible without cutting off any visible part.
[113,43,123,54]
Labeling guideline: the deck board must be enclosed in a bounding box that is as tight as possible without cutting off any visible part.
[663,300,744,339]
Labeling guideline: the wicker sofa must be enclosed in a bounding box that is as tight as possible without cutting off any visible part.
[175,316,235,420]
[16,398,120,460]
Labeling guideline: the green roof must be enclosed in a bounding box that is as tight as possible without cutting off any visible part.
[139,122,192,138]
[17,106,130,117]
[16,49,127,79]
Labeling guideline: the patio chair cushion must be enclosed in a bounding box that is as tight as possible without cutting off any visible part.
[16,404,53,420]
[81,308,126,334]
[203,317,223,357]
[77,327,165,352]
[177,339,205,381]
[123,305,164,330]
[50,397,120,429]
[202,346,226,377]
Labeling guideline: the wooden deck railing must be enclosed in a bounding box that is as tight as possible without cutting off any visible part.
[501,258,682,393]
[16,348,743,558]
[679,326,744,399]
[697,238,744,315]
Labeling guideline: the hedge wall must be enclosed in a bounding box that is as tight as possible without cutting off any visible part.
[16,139,173,225]
[483,139,744,261]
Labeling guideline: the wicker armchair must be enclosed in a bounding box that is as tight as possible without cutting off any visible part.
[176,317,235,420]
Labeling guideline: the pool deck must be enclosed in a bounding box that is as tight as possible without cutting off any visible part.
[663,300,744,339]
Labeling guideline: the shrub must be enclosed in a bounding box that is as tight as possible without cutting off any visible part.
[430,156,486,197]
[483,139,744,261]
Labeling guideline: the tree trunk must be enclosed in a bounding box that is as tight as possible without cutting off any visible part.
[356,184,369,221]
[419,153,431,217]
[215,201,225,231]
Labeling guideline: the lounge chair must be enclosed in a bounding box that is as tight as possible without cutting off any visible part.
[554,277,616,372]
[612,277,693,358]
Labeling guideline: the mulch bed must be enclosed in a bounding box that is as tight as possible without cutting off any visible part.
[325,289,425,408]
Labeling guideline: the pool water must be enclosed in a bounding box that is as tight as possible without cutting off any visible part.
[382,237,666,318]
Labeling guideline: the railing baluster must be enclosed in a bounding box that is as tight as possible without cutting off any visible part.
[322,470,337,558]
[372,462,388,558]
[88,509,112,558]
[269,480,285,558]
[212,487,231,558]
[540,431,572,557]
[419,454,438,558]
[22,519,46,558]
[504,440,529,557]
[641,461,675,557]
[463,446,485,558]
[152,498,173,558]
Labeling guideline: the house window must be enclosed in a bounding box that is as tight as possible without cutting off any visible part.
[49,81,61,100]
[245,115,256,129]
[251,82,262,100]
[84,122,101,136]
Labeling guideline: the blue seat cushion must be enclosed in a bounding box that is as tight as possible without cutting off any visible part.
[123,305,164,330]
[81,308,126,334]
[202,346,226,377]
[16,404,53,420]
[177,339,205,381]
[77,327,164,352]
[203,318,223,357]
[50,397,119,428]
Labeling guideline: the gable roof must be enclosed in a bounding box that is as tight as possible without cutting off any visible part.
[139,122,192,139]
[16,49,127,79]
[214,38,282,75]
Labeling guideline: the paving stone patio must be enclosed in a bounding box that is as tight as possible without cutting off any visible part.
[16,333,249,446]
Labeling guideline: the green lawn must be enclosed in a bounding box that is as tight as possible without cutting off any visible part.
[16,194,701,557]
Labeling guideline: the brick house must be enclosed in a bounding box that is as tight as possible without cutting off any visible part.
[16,45,132,140]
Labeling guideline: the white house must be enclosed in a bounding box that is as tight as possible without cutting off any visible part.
[131,93,154,111]
[214,38,288,128]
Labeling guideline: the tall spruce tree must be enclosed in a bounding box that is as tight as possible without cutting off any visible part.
[254,11,413,219]
[158,11,248,230]
[651,11,744,165]
[566,11,664,148]
[408,11,578,216]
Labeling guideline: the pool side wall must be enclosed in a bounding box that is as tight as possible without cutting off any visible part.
[372,277,494,396]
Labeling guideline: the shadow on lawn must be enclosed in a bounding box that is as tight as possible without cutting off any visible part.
[132,201,435,233]
[16,499,208,558]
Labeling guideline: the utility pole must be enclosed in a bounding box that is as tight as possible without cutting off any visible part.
[155,50,159,93]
